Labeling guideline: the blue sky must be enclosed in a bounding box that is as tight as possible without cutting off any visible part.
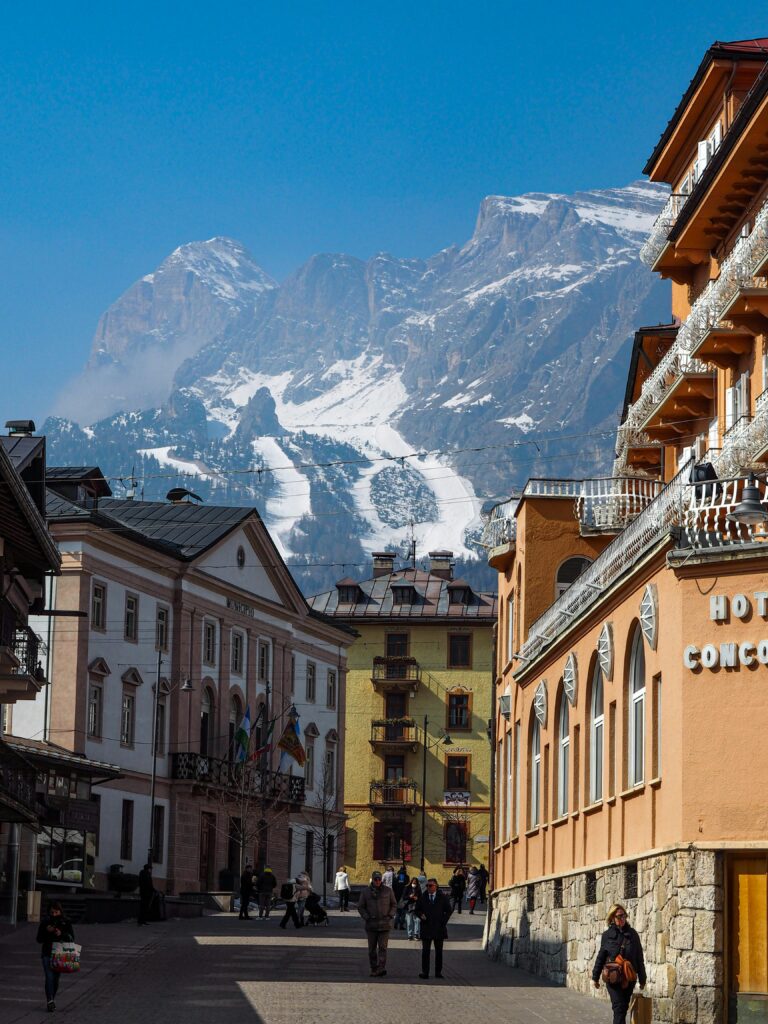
[1,3,762,421]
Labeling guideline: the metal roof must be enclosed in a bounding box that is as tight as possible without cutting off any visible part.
[309,568,497,621]
[0,434,45,472]
[5,736,121,779]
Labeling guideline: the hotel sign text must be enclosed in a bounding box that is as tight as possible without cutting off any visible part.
[684,591,768,670]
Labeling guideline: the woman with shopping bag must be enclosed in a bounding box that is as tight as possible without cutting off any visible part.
[592,903,646,1024]
[36,900,76,1012]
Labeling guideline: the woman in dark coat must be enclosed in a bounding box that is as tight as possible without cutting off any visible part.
[36,900,75,1012]
[592,903,647,1024]
[448,867,466,914]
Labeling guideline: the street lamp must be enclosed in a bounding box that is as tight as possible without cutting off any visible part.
[726,473,768,525]
[419,714,452,873]
[147,653,194,867]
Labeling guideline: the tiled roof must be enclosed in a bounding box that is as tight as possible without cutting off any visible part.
[309,568,497,621]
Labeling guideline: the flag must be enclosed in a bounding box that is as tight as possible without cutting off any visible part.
[250,717,276,759]
[234,705,252,763]
[277,712,305,768]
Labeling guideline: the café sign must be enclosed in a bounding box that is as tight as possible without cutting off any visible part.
[683,591,768,670]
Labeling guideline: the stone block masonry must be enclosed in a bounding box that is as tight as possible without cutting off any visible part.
[485,848,724,1024]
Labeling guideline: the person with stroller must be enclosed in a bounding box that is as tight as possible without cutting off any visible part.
[334,865,351,912]
[37,900,75,1012]
[404,877,422,940]
[279,879,303,929]
[255,865,277,919]
[448,866,466,914]
[295,872,312,926]
[238,864,254,920]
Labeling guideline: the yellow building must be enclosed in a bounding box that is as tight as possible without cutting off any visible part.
[309,550,496,884]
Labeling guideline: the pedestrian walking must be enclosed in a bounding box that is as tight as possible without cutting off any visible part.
[36,899,75,1012]
[295,871,312,925]
[448,866,466,914]
[392,864,409,929]
[255,865,277,918]
[416,878,452,979]
[404,877,422,940]
[592,903,647,1024]
[334,865,351,911]
[138,863,156,926]
[477,863,489,904]
[357,869,397,977]
[466,866,481,914]
[381,864,395,889]
[279,879,303,929]
[238,865,254,919]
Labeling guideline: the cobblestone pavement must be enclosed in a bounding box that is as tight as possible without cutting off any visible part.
[1,910,611,1024]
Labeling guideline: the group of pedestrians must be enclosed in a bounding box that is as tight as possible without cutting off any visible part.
[448,863,488,914]
[238,864,278,919]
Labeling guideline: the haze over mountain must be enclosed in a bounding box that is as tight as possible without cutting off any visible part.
[45,180,669,593]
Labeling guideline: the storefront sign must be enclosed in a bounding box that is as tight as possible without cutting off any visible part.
[684,591,768,671]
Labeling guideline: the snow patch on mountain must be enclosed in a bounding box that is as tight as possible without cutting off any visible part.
[250,437,312,557]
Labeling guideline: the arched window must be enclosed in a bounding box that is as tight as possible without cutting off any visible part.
[200,687,215,757]
[557,690,569,818]
[555,556,592,598]
[228,695,242,759]
[530,718,541,828]
[628,627,645,786]
[589,662,604,804]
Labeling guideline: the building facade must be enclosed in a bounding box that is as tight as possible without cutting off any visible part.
[309,550,496,885]
[485,38,768,1024]
[10,463,350,894]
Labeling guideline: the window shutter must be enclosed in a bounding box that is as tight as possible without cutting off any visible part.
[372,822,385,860]
[712,121,722,151]
[742,370,750,414]
[401,822,413,862]
[725,387,735,430]
[697,139,709,178]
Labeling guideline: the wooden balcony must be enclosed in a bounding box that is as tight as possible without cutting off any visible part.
[721,286,768,334]
[0,626,45,704]
[170,753,305,805]
[0,748,38,824]
[371,656,421,694]
[641,371,716,443]
[690,326,754,370]
[370,719,419,753]
[369,780,418,812]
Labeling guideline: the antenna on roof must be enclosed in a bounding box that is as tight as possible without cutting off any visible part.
[406,519,416,569]
[125,465,137,501]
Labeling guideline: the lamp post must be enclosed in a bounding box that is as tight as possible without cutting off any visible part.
[147,653,194,867]
[419,714,452,873]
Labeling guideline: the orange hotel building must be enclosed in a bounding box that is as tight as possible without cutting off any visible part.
[485,39,768,1024]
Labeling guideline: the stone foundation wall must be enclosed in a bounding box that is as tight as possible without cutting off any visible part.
[485,849,724,1024]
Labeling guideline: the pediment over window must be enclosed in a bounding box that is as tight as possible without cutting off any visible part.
[563,654,577,706]
[88,657,111,677]
[640,584,658,651]
[534,680,547,727]
[304,722,320,739]
[121,667,144,687]
[325,728,340,743]
[597,622,614,681]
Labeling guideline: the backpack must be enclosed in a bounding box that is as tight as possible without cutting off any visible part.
[280,883,294,900]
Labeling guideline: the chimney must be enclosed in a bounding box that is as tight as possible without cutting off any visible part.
[5,419,36,436]
[428,550,454,580]
[372,551,397,578]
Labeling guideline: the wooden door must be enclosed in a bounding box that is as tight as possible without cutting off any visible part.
[729,855,768,1022]
[199,812,217,891]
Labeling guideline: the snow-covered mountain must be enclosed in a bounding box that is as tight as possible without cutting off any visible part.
[44,181,669,593]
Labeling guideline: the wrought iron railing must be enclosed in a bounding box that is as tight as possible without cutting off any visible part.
[369,780,419,806]
[370,719,418,744]
[576,477,664,532]
[11,628,41,679]
[0,753,37,815]
[639,193,687,267]
[617,193,768,470]
[682,475,768,550]
[170,753,305,803]
[480,498,517,549]
[371,657,420,682]
[518,458,694,664]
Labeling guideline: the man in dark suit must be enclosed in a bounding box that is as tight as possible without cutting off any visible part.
[416,878,452,978]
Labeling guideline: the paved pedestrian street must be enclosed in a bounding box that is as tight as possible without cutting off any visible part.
[0,912,609,1024]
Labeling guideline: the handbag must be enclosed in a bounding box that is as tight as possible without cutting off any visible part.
[51,941,82,974]
[630,992,652,1024]
[601,960,624,986]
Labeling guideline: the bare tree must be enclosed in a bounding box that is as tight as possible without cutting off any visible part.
[300,754,346,905]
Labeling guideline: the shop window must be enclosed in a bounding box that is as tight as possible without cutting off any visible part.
[306,662,316,702]
[448,633,471,669]
[530,718,541,828]
[446,755,469,791]
[373,820,412,862]
[120,800,134,860]
[87,684,102,739]
[152,805,165,864]
[447,690,471,730]
[203,622,217,666]
[554,878,563,909]
[628,627,646,787]
[445,822,467,864]
[585,871,597,905]
[590,662,604,804]
[155,606,169,651]
[91,582,107,631]
[124,593,139,642]
[231,631,244,674]
[36,827,90,886]
[557,690,570,818]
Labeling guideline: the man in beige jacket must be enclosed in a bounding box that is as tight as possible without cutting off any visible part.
[357,870,397,977]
